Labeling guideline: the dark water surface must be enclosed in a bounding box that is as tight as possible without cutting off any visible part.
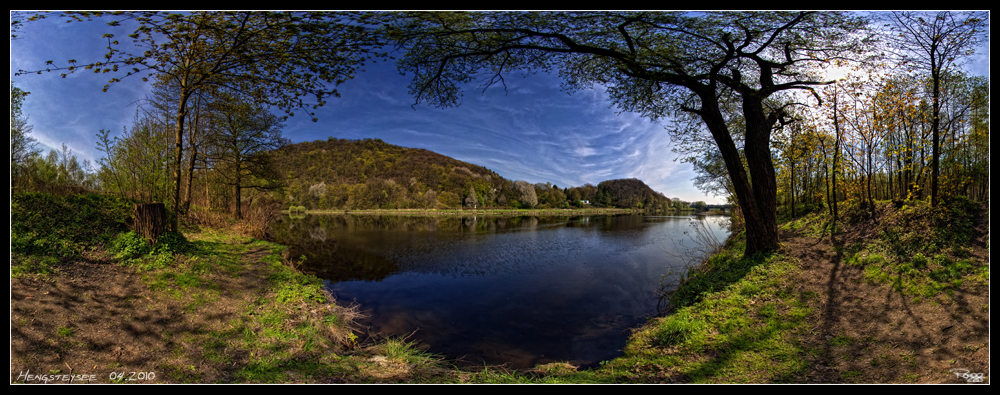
[268,214,729,369]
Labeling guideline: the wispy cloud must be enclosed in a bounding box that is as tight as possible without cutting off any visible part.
[6,17,780,204]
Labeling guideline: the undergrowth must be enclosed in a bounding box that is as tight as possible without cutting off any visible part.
[780,197,987,301]
[11,192,135,257]
[11,192,137,276]
[841,198,986,301]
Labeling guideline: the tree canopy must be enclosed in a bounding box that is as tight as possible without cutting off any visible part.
[15,11,384,231]
[14,12,380,119]
[205,94,289,219]
[11,81,39,188]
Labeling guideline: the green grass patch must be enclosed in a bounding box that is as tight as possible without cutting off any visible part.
[57,325,74,337]
[851,242,982,300]
[10,255,61,277]
[831,200,987,301]
[602,233,813,384]
[11,192,137,265]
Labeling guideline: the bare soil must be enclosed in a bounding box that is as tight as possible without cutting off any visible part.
[781,228,989,384]
[10,246,273,384]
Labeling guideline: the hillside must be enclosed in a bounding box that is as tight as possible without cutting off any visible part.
[271,138,518,210]
[595,178,672,210]
[269,138,673,212]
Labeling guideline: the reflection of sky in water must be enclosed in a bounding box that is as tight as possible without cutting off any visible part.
[276,214,730,369]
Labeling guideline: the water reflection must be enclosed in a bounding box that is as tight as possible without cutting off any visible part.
[268,214,729,369]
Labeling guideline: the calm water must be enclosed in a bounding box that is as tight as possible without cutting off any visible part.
[267,214,729,369]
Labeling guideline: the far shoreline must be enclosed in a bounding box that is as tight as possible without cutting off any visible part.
[280,207,717,217]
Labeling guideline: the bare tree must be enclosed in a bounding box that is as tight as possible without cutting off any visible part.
[882,11,989,207]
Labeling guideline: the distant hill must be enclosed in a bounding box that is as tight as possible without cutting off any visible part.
[594,178,671,209]
[268,137,672,211]
[271,138,520,210]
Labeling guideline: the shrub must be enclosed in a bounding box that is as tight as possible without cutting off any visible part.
[11,192,136,257]
[109,231,153,260]
[154,231,191,255]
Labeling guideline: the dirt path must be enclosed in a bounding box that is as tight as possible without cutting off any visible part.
[780,230,989,384]
[11,245,274,384]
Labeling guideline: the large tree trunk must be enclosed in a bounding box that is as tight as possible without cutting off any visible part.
[698,93,780,257]
[741,97,780,256]
[133,203,167,243]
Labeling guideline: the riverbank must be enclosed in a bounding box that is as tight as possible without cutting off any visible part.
[443,199,987,383]
[11,194,988,383]
[283,207,697,217]
[10,193,462,383]
[586,199,988,383]
[11,225,464,383]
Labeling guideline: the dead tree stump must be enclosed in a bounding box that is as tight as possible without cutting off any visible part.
[133,203,167,244]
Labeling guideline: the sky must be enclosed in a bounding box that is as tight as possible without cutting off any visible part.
[8,12,991,205]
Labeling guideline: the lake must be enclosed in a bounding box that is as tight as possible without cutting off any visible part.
[267,213,730,369]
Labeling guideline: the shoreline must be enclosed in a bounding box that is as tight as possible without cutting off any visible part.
[281,208,704,217]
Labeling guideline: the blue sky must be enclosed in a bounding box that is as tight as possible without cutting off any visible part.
[9,12,990,205]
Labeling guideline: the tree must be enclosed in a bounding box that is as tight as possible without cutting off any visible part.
[96,115,174,204]
[464,185,478,208]
[203,94,289,220]
[513,180,538,208]
[11,81,39,189]
[15,11,382,231]
[882,11,988,207]
[387,11,872,256]
[136,75,218,215]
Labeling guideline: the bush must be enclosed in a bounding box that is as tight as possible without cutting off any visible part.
[11,192,136,257]
[154,231,191,255]
[108,230,190,261]
[109,231,153,260]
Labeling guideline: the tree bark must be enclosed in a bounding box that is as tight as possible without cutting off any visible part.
[697,92,780,257]
[171,86,191,232]
[133,203,167,243]
[183,93,201,215]
[930,67,941,207]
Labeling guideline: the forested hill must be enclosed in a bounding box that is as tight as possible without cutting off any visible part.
[595,178,672,210]
[270,137,675,211]
[272,137,519,210]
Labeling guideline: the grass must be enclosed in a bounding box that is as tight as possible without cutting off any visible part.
[779,199,987,304]
[610,246,813,383]
[11,192,134,258]
[11,191,987,383]
[56,326,74,337]
[834,200,987,302]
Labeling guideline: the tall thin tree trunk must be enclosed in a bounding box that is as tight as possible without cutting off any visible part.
[831,86,842,227]
[171,87,191,233]
[930,68,941,207]
[184,93,201,215]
